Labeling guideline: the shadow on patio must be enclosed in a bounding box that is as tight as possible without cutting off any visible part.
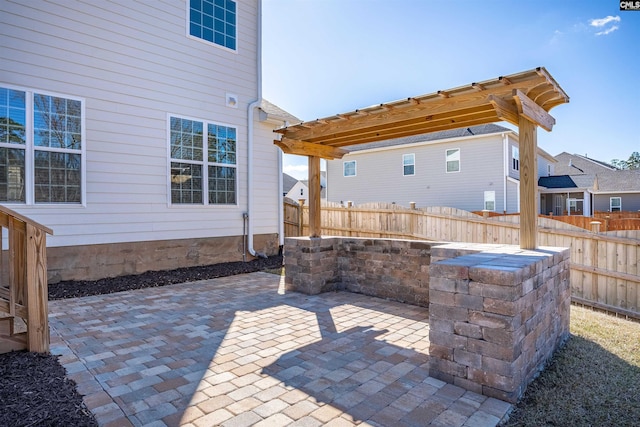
[49,272,510,426]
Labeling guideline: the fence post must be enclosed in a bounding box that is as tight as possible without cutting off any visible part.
[298,199,305,237]
[590,221,601,234]
[347,201,353,237]
[410,202,417,236]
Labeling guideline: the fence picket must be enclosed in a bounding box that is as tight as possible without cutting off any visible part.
[285,201,640,318]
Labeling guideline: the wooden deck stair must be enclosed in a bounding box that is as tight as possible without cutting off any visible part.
[0,205,53,354]
[0,313,27,353]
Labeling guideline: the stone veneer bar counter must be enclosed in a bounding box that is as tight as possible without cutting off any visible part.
[284,237,570,403]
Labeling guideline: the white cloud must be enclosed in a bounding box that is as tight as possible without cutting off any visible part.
[590,16,620,27]
[596,25,619,36]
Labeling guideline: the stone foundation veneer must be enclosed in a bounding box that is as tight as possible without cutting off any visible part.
[284,237,571,403]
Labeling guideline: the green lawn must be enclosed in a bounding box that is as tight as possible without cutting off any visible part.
[503,305,640,427]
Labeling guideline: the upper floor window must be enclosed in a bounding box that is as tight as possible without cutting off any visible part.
[169,116,237,205]
[512,146,520,171]
[189,0,237,51]
[343,160,356,177]
[403,153,415,176]
[446,148,460,173]
[610,197,621,212]
[0,86,84,204]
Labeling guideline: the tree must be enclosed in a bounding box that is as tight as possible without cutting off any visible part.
[610,152,640,170]
[627,151,640,170]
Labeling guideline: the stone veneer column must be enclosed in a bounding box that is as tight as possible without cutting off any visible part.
[283,237,338,294]
[428,245,571,403]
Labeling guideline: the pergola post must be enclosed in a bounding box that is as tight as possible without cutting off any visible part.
[308,155,322,238]
[518,117,538,250]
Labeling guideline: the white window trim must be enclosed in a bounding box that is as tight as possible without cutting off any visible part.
[446,148,460,173]
[610,196,622,212]
[512,146,520,171]
[484,190,496,211]
[185,0,239,54]
[343,160,356,177]
[403,153,415,176]
[166,113,238,207]
[0,84,86,207]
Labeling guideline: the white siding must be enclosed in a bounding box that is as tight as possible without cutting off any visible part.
[1,0,280,247]
[327,134,510,212]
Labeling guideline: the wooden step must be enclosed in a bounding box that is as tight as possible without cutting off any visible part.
[0,316,27,353]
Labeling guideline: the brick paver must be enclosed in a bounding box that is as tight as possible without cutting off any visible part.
[49,272,511,426]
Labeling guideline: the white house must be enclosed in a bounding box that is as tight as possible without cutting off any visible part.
[0,0,293,282]
[284,172,327,204]
[326,124,556,213]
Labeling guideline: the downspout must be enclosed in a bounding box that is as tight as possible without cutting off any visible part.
[503,133,508,213]
[246,0,266,258]
[278,131,284,250]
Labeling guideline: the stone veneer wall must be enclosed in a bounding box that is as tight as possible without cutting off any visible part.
[428,243,571,403]
[47,233,279,283]
[284,237,571,403]
[284,237,432,306]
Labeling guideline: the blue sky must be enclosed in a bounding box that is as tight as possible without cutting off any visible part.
[262,0,640,180]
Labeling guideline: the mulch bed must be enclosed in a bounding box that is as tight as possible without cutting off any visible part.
[0,352,97,427]
[1,256,283,427]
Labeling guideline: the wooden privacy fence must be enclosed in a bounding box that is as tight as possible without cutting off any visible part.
[0,205,53,353]
[289,201,640,319]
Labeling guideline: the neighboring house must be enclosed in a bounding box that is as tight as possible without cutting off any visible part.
[539,153,640,215]
[283,173,298,197]
[0,0,295,282]
[285,172,327,204]
[326,124,556,213]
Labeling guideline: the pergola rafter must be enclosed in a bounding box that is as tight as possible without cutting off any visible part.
[274,67,569,249]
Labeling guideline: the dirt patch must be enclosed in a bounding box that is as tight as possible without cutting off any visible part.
[2,256,283,427]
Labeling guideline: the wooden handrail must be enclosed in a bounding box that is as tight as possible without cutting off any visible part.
[0,205,52,353]
[0,205,53,235]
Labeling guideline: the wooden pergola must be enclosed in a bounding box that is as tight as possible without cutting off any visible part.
[275,67,569,249]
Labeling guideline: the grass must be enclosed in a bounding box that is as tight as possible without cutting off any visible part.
[503,305,640,427]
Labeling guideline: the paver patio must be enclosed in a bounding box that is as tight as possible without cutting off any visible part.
[49,272,511,426]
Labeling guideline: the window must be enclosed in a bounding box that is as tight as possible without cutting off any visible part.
[403,153,415,176]
[189,0,236,50]
[484,191,495,211]
[610,197,622,212]
[446,148,460,173]
[343,160,356,177]
[0,86,84,204]
[512,146,519,171]
[169,116,237,205]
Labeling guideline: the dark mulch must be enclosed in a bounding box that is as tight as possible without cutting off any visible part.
[1,256,283,427]
[49,255,283,300]
[0,352,97,427]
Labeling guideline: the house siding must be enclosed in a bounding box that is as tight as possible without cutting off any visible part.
[1,1,280,280]
[593,194,640,213]
[327,134,510,212]
[506,179,519,213]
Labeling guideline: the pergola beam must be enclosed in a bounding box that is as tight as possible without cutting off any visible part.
[274,138,348,160]
[513,89,555,132]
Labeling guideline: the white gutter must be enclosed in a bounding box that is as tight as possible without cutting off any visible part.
[246,0,265,258]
